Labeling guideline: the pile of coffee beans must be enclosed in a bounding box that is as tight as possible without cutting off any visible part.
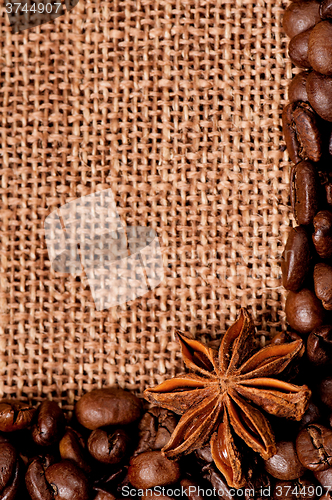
[282,0,332,336]
[1,366,332,500]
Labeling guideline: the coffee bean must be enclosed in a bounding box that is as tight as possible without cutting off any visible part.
[290,160,320,225]
[285,289,325,335]
[299,399,321,429]
[307,325,332,366]
[88,428,130,465]
[314,263,332,310]
[283,103,323,164]
[0,443,17,494]
[202,464,234,500]
[296,424,332,471]
[75,388,142,430]
[0,401,35,432]
[319,376,332,410]
[272,477,317,500]
[307,72,332,122]
[135,407,178,455]
[93,489,116,500]
[128,451,181,489]
[195,445,213,463]
[180,478,204,500]
[314,467,332,487]
[308,21,332,76]
[321,0,332,19]
[59,428,91,473]
[44,460,90,500]
[289,71,310,103]
[25,457,54,500]
[283,0,321,39]
[281,226,312,291]
[32,401,65,447]
[270,331,302,345]
[313,210,332,258]
[1,460,21,500]
[289,28,312,68]
[264,440,306,480]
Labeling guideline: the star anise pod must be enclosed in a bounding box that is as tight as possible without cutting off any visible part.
[144,308,311,489]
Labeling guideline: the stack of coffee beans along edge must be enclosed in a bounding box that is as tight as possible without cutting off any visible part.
[282,0,332,334]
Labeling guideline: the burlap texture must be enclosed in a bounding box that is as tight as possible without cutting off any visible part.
[0,0,294,408]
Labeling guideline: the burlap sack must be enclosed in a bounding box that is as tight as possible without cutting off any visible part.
[0,0,293,409]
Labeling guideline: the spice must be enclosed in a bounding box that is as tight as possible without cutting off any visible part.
[144,308,311,488]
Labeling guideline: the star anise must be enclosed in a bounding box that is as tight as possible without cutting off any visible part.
[144,308,311,489]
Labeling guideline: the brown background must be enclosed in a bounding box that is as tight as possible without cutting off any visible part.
[0,0,294,409]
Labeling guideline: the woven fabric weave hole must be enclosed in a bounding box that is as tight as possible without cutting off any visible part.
[0,0,294,409]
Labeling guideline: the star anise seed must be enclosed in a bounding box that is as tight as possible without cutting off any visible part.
[144,308,311,489]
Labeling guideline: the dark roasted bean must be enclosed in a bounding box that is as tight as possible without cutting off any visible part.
[0,401,35,432]
[313,211,332,258]
[264,440,306,480]
[321,0,332,19]
[88,428,130,465]
[283,0,321,39]
[285,289,325,335]
[135,407,178,455]
[289,71,310,103]
[314,467,332,487]
[93,489,116,500]
[44,460,90,500]
[202,464,234,500]
[307,72,332,122]
[299,399,321,429]
[75,388,142,430]
[1,460,21,500]
[307,325,332,366]
[0,443,17,495]
[128,451,181,489]
[290,160,320,225]
[180,478,204,500]
[59,428,91,473]
[272,476,317,500]
[296,424,332,471]
[289,28,312,69]
[314,263,332,310]
[283,103,323,164]
[32,401,65,447]
[25,457,54,500]
[319,377,332,410]
[308,21,332,76]
[281,226,312,291]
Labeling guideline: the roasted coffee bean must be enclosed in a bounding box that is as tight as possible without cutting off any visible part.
[281,226,312,291]
[319,376,332,410]
[44,460,89,500]
[88,428,130,465]
[0,401,35,432]
[128,451,181,489]
[195,445,213,464]
[25,457,54,500]
[299,399,321,429]
[135,407,178,455]
[325,181,332,206]
[289,71,310,103]
[272,476,317,500]
[59,428,90,473]
[307,72,332,122]
[296,424,332,471]
[290,161,320,225]
[285,289,325,335]
[314,467,332,487]
[314,263,332,310]
[283,103,323,164]
[0,443,17,494]
[180,478,204,500]
[283,0,321,39]
[307,325,332,366]
[270,331,302,345]
[75,388,142,430]
[289,28,312,68]
[308,21,332,76]
[1,459,21,500]
[93,489,116,500]
[313,211,332,258]
[202,464,234,500]
[32,401,65,447]
[321,0,332,19]
[264,440,306,480]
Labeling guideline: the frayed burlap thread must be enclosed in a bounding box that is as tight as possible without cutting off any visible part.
[0,0,294,408]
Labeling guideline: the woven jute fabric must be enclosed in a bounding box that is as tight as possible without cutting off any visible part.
[0,0,294,409]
